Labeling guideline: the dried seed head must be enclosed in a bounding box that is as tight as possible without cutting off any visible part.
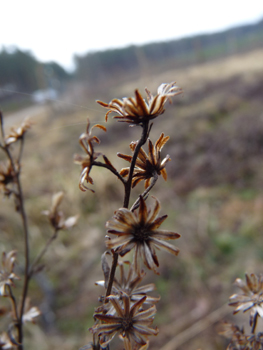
[0,161,16,196]
[91,293,158,350]
[96,259,159,312]
[229,273,263,325]
[106,196,180,274]
[0,251,20,296]
[42,192,79,231]
[97,82,182,125]
[5,118,33,145]
[74,120,106,192]
[118,133,171,188]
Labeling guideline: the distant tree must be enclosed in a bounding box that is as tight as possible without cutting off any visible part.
[0,48,39,91]
[73,17,263,84]
[0,48,70,93]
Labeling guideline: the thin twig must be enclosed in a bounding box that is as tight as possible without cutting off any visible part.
[93,161,126,185]
[3,140,30,350]
[28,229,58,278]
[105,121,150,298]
[0,110,5,139]
[7,285,19,323]
[105,252,119,297]
[123,122,149,209]
[130,172,158,212]
[251,312,258,334]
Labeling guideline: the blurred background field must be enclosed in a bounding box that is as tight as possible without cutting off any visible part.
[1,16,263,350]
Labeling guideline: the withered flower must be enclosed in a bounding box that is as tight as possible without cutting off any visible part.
[0,332,13,349]
[42,192,79,231]
[118,133,170,188]
[96,260,159,308]
[0,251,20,296]
[106,196,180,274]
[97,82,182,125]
[5,118,33,145]
[0,161,16,195]
[91,292,158,350]
[219,322,249,350]
[247,333,263,350]
[22,298,41,324]
[74,120,106,192]
[229,273,263,325]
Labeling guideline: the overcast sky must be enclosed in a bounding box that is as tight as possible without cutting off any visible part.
[1,0,263,71]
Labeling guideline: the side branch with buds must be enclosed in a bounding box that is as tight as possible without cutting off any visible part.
[0,112,78,349]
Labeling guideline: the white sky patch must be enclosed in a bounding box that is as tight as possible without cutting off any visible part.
[1,0,263,70]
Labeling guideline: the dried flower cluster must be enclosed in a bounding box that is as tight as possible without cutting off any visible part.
[0,251,19,296]
[221,273,263,349]
[97,82,182,124]
[118,133,171,188]
[4,118,33,145]
[106,196,180,274]
[75,82,183,350]
[42,191,79,231]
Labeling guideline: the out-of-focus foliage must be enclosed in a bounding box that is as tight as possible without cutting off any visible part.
[0,48,70,93]
[74,18,263,84]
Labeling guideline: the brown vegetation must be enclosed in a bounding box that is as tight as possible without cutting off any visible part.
[1,48,263,349]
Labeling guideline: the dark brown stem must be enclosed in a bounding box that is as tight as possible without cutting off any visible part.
[3,142,29,350]
[123,122,149,209]
[130,172,158,212]
[105,252,119,297]
[7,285,19,323]
[93,161,126,185]
[251,312,258,334]
[16,174,30,350]
[0,110,5,139]
[105,122,150,298]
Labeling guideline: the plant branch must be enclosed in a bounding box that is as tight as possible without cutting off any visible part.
[2,141,29,350]
[123,122,149,209]
[251,312,258,334]
[105,121,150,299]
[0,110,5,139]
[28,228,58,278]
[105,252,119,297]
[93,161,126,185]
[130,172,158,212]
[7,285,19,323]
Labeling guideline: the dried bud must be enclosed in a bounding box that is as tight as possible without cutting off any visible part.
[42,192,79,231]
[0,251,20,296]
[5,118,33,145]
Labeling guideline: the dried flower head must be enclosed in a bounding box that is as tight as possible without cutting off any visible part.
[42,192,79,231]
[96,260,159,309]
[74,120,106,192]
[0,161,16,196]
[0,251,20,296]
[247,333,263,350]
[219,322,249,350]
[106,196,180,274]
[5,118,33,145]
[118,133,171,188]
[0,332,13,349]
[22,298,41,324]
[91,292,158,350]
[97,82,182,125]
[229,273,263,325]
